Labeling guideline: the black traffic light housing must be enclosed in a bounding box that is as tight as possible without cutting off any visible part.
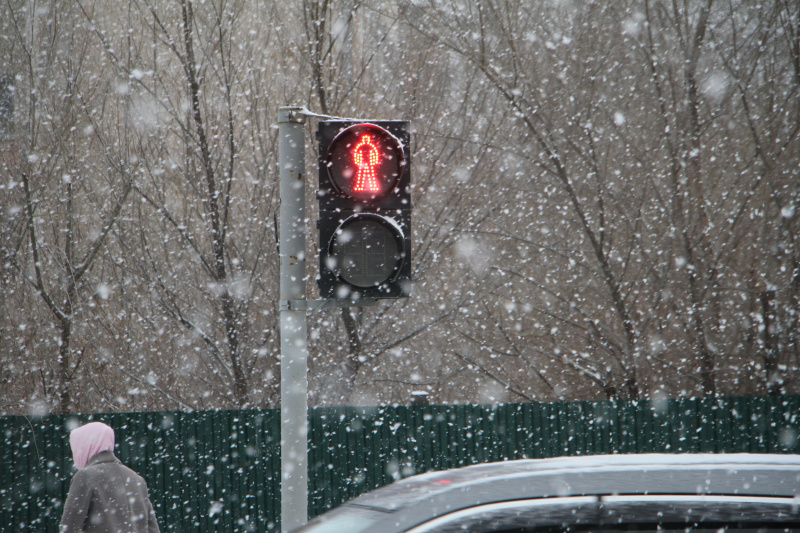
[317,120,412,299]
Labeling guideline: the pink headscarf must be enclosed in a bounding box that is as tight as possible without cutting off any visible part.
[70,422,115,470]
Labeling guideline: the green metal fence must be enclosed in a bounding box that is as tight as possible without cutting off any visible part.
[2,396,799,532]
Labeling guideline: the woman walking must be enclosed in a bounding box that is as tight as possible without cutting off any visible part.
[60,422,160,532]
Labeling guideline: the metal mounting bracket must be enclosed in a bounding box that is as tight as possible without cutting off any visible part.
[280,298,379,311]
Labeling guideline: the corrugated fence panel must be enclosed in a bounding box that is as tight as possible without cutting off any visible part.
[305,396,800,517]
[1,396,799,531]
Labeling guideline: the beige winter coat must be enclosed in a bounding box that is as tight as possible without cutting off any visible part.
[59,451,160,533]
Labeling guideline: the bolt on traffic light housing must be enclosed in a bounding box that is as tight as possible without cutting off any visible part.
[317,121,412,300]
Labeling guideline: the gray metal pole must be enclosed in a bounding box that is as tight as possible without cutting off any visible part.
[278,106,308,533]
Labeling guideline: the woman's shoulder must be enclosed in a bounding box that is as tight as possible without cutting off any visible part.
[81,452,144,481]
[77,462,147,493]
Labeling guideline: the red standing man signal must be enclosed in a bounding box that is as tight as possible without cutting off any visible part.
[353,134,380,193]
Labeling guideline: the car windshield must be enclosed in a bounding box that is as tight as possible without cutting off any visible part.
[295,494,800,533]
[512,523,800,533]
[404,496,800,533]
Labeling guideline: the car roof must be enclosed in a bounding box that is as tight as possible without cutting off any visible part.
[347,453,800,513]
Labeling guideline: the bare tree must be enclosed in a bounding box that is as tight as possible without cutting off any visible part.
[397,0,800,400]
[2,0,797,413]
[90,0,292,408]
[1,1,136,413]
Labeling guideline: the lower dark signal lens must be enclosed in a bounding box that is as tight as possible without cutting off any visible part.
[330,216,404,288]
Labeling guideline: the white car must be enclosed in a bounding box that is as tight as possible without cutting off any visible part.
[293,453,800,533]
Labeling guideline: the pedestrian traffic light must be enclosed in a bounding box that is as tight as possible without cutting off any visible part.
[317,120,411,299]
